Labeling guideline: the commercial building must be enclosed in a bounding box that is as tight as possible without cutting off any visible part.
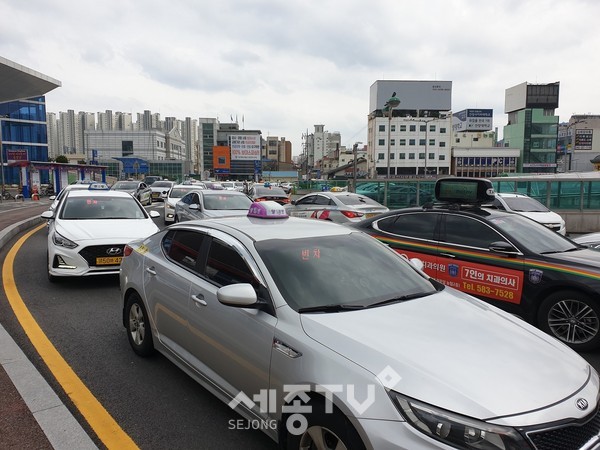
[503,82,560,173]
[367,80,453,178]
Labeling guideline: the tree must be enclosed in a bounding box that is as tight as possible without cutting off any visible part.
[55,155,68,163]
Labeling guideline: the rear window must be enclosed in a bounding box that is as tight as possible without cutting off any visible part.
[338,195,382,206]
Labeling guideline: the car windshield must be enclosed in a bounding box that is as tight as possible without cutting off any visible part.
[502,196,549,212]
[170,187,196,198]
[152,181,172,188]
[203,194,252,210]
[60,196,147,220]
[113,182,138,190]
[488,214,577,254]
[254,186,287,197]
[338,195,383,206]
[256,232,436,311]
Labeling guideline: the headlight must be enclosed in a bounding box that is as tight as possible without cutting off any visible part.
[52,231,78,249]
[165,203,175,210]
[390,392,530,449]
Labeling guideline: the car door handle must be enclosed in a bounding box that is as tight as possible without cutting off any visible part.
[439,252,456,258]
[145,267,157,275]
[191,294,207,307]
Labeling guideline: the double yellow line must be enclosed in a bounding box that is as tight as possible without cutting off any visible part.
[2,224,138,449]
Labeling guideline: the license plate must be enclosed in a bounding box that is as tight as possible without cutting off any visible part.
[96,256,122,265]
[152,193,160,197]
[366,213,377,218]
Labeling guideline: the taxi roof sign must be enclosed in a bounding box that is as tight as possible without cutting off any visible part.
[87,182,110,190]
[435,178,495,204]
[248,201,288,219]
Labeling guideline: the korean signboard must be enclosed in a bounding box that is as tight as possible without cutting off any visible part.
[230,135,261,161]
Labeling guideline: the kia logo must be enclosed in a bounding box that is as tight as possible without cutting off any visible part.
[576,398,589,411]
[106,247,122,256]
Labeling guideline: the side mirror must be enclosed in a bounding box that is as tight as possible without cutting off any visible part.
[41,210,54,220]
[489,241,519,255]
[217,283,258,307]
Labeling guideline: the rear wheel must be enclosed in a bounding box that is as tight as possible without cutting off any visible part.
[538,290,600,351]
[125,293,155,356]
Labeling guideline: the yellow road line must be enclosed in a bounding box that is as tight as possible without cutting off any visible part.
[2,223,138,450]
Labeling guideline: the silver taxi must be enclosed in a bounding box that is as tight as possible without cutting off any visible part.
[119,201,600,449]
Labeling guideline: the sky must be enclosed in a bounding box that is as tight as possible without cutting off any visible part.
[2,0,600,156]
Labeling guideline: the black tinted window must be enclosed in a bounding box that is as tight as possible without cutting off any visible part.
[163,230,205,272]
[444,214,506,249]
[376,212,438,241]
[205,239,257,288]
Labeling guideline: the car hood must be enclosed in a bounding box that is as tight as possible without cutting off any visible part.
[515,210,563,224]
[202,210,249,218]
[545,247,600,267]
[300,290,591,420]
[56,219,159,241]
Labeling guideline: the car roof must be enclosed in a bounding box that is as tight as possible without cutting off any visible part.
[66,189,133,199]
[495,193,529,198]
[173,215,352,242]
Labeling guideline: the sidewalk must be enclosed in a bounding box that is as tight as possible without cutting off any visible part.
[0,198,98,449]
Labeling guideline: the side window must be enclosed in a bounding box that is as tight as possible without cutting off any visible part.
[296,195,316,206]
[444,215,506,249]
[163,229,205,273]
[205,238,258,288]
[376,212,438,240]
[313,195,332,206]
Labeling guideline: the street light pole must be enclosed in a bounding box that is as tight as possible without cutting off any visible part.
[385,95,401,180]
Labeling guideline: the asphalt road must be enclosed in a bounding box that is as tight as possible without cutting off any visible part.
[0,202,276,449]
[2,200,600,449]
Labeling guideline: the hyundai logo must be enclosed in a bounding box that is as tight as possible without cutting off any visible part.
[106,247,122,256]
[576,398,589,411]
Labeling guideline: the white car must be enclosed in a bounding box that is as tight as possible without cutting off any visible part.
[41,187,160,281]
[149,180,174,202]
[163,184,205,225]
[48,182,110,212]
[486,192,566,235]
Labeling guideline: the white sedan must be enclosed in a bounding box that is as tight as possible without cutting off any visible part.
[41,187,160,282]
[163,184,205,225]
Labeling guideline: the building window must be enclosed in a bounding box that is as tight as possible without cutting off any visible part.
[408,153,415,160]
[473,137,479,142]
[399,139,406,146]
[409,139,416,146]
[429,125,436,132]
[455,138,461,143]
[420,125,426,132]
[399,153,406,160]
[419,139,426,146]
[391,125,396,132]
[429,139,435,146]
[439,154,446,161]
[378,139,385,146]
[391,139,395,146]
[390,153,395,160]
[419,152,425,160]
[439,141,446,148]
[440,127,447,133]
[379,125,385,132]
[378,153,384,160]
[400,125,406,132]
[409,125,416,132]
[428,153,435,160]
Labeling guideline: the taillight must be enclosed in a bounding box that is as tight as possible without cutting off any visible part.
[123,245,134,257]
[280,197,290,204]
[341,210,364,219]
[255,197,268,202]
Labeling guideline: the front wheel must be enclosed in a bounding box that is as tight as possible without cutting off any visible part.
[538,290,600,352]
[285,397,365,450]
[125,293,155,356]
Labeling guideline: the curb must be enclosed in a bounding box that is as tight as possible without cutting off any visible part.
[0,215,98,450]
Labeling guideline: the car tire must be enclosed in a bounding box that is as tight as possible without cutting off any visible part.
[125,293,155,357]
[538,290,600,351]
[47,252,58,283]
[284,397,365,450]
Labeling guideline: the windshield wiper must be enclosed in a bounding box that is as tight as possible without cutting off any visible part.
[298,304,365,313]
[365,291,435,309]
[540,247,580,254]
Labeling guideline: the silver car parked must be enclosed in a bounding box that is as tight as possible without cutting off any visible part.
[286,191,389,223]
[173,189,252,222]
[120,201,600,450]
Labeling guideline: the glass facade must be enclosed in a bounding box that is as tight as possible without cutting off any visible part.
[0,97,49,185]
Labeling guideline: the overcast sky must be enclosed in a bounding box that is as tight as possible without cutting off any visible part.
[2,0,599,156]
